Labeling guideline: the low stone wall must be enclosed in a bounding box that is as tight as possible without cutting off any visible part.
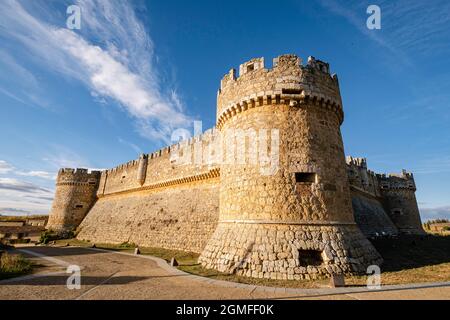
[77,178,219,253]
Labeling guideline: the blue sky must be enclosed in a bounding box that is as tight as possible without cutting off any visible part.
[0,0,449,220]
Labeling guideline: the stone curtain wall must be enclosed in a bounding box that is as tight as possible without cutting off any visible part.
[97,129,220,197]
[75,130,222,252]
[346,157,425,235]
[351,192,399,237]
[77,178,219,253]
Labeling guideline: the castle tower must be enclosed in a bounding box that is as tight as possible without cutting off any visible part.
[46,168,101,234]
[379,171,425,235]
[199,54,382,280]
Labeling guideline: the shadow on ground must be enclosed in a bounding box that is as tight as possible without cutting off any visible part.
[371,235,450,272]
[1,275,148,286]
[13,246,106,257]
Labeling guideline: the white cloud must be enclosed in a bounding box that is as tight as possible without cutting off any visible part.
[0,177,52,193]
[16,171,55,180]
[0,159,55,180]
[0,0,192,142]
[0,160,15,174]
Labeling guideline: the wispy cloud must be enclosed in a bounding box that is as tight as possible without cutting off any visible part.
[0,159,55,180]
[0,47,51,109]
[0,178,51,193]
[16,171,55,180]
[42,148,92,170]
[318,0,450,64]
[317,0,407,60]
[0,160,15,174]
[0,0,192,142]
[118,137,143,155]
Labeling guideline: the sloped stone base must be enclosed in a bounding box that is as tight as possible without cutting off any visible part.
[199,222,382,280]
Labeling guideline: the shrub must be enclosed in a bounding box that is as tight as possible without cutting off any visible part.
[39,231,59,244]
[0,252,32,279]
[39,229,76,244]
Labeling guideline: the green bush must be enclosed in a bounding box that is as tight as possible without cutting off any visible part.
[39,231,59,244]
[0,252,32,279]
[39,229,76,244]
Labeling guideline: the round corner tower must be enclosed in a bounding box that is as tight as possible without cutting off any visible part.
[199,54,382,280]
[46,168,101,233]
[379,171,426,235]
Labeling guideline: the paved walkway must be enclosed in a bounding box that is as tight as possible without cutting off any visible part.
[0,246,449,300]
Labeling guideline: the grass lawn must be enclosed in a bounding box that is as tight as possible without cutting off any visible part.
[54,234,450,289]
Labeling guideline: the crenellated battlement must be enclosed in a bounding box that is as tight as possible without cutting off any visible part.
[346,156,417,197]
[103,127,219,179]
[346,156,380,197]
[216,54,342,129]
[377,170,416,191]
[306,56,330,73]
[346,156,367,169]
[56,168,101,185]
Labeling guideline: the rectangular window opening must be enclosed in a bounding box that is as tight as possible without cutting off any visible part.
[298,249,323,267]
[295,172,316,183]
[282,88,302,94]
[246,64,254,72]
[75,204,84,209]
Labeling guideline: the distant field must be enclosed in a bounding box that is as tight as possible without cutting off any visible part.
[0,215,48,221]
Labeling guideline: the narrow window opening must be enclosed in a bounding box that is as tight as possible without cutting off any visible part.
[75,204,84,209]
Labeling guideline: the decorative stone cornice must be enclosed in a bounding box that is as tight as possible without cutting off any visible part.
[216,92,343,129]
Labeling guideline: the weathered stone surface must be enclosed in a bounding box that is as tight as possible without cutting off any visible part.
[330,274,345,288]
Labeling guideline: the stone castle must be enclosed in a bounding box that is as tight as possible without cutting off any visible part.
[46,54,424,280]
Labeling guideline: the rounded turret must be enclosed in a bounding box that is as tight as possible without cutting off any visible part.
[379,171,425,235]
[46,168,101,233]
[199,54,382,279]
